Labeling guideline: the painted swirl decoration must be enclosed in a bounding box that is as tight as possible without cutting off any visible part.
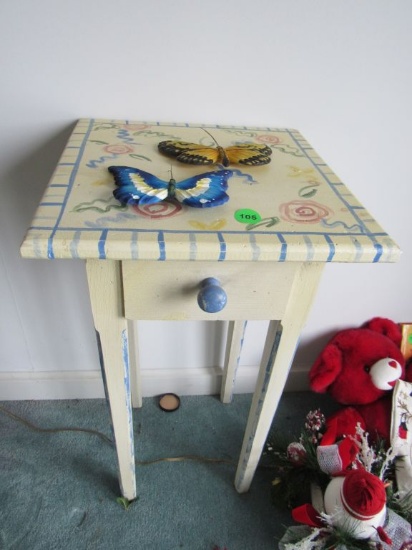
[279,200,333,224]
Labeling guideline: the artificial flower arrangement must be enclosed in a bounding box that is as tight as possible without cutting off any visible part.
[266,408,412,549]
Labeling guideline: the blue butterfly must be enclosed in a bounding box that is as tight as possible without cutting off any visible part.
[108,166,232,208]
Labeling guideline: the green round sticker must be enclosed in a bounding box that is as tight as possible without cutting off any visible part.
[234,209,262,224]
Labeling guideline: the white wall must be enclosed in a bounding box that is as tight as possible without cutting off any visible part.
[1,0,411,399]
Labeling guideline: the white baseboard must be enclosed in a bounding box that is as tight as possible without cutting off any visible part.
[0,370,105,401]
[0,365,309,401]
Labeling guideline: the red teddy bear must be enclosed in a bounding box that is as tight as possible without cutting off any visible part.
[309,317,411,447]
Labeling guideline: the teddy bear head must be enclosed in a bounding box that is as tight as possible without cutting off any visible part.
[309,317,405,405]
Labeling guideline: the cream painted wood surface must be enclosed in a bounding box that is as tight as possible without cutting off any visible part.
[86,260,136,501]
[127,320,142,409]
[220,321,247,404]
[122,261,300,321]
[235,262,324,492]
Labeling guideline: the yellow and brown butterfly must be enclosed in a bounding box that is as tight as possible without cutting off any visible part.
[158,130,272,167]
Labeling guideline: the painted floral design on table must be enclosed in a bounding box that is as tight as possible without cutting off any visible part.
[255,133,304,157]
[188,219,227,230]
[286,165,322,199]
[103,144,135,155]
[279,200,333,224]
[75,122,369,235]
[132,201,183,219]
[256,134,281,145]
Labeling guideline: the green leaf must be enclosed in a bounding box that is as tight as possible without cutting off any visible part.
[246,216,280,230]
[116,496,133,510]
[129,154,152,162]
[299,186,318,198]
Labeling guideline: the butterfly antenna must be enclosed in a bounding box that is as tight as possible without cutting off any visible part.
[202,128,219,146]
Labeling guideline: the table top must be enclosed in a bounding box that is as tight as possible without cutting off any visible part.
[21,119,400,263]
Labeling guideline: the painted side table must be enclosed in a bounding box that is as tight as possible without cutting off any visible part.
[20,119,401,501]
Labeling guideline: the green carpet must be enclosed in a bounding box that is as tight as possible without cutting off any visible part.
[0,392,336,549]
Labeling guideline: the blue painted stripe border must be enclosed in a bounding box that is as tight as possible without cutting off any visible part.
[47,119,95,259]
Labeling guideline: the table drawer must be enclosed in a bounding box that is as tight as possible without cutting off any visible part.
[122,261,301,321]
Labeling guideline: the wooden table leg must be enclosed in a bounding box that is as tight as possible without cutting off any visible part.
[86,260,136,501]
[220,321,247,403]
[234,262,324,493]
[127,320,142,409]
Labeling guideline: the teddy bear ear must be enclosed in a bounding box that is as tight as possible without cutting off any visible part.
[309,344,343,393]
[362,317,402,346]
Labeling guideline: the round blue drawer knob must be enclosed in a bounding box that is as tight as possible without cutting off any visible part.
[197,278,227,313]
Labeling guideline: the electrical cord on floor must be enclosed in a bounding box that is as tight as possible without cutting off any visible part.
[0,403,113,444]
[0,404,236,467]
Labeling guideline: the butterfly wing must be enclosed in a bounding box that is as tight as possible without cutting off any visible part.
[158,140,219,165]
[174,170,232,208]
[159,140,272,166]
[225,143,272,166]
[108,166,168,205]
